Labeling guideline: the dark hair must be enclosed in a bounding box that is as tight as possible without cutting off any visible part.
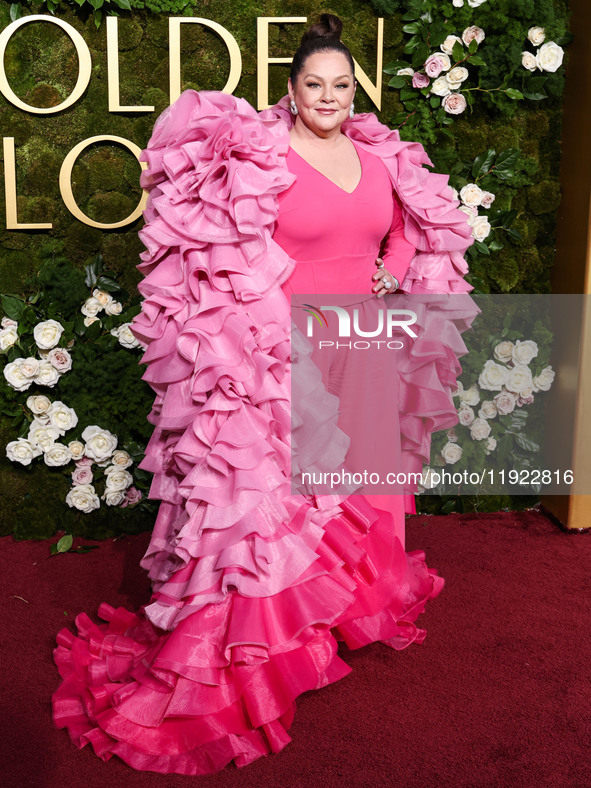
[290,14,355,84]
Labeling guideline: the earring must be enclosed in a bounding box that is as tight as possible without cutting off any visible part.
[349,102,355,119]
[290,100,298,115]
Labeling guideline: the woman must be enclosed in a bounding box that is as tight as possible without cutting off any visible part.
[52,15,475,776]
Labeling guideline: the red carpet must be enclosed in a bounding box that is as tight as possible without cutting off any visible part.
[2,509,590,788]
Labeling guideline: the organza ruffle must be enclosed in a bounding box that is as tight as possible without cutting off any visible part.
[52,90,459,776]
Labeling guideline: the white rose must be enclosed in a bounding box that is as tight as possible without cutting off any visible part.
[396,67,415,77]
[81,297,103,318]
[33,319,64,350]
[66,484,100,513]
[446,67,469,89]
[478,400,498,420]
[443,93,467,115]
[441,441,463,464]
[48,401,79,434]
[462,26,485,46]
[527,26,546,46]
[460,385,480,407]
[431,76,451,97]
[472,216,492,242]
[505,364,534,395]
[441,35,463,56]
[470,418,491,441]
[494,341,514,364]
[112,323,141,350]
[84,315,100,327]
[19,357,39,379]
[27,394,52,415]
[0,326,18,350]
[104,467,133,492]
[420,467,439,489]
[512,340,538,366]
[494,390,517,415]
[44,443,73,467]
[458,406,475,426]
[479,360,509,391]
[3,360,32,392]
[460,183,484,207]
[68,440,86,460]
[105,300,123,316]
[452,381,464,398]
[468,0,488,5]
[459,205,477,226]
[485,436,497,454]
[447,428,458,443]
[102,488,126,506]
[536,42,564,73]
[522,51,538,72]
[33,360,60,388]
[480,191,496,209]
[6,438,42,465]
[28,419,61,452]
[111,449,133,469]
[1,317,18,329]
[47,347,72,373]
[92,289,114,308]
[532,365,555,392]
[82,425,118,461]
[453,0,464,7]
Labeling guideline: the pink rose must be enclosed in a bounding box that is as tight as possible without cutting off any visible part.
[120,486,142,507]
[412,72,430,89]
[480,191,496,209]
[424,55,446,78]
[76,456,93,468]
[462,26,485,46]
[442,93,467,115]
[72,466,93,485]
[494,391,517,415]
[47,347,72,372]
[517,394,535,407]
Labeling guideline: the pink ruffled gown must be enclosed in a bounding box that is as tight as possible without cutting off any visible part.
[51,91,475,776]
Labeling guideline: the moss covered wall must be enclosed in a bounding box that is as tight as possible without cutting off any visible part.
[0,1,570,535]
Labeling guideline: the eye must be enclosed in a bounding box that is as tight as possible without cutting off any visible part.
[305,82,320,88]
[336,83,349,88]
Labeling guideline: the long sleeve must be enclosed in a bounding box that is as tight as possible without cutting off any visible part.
[380,188,416,286]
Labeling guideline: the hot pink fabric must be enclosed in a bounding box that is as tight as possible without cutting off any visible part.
[51,91,475,776]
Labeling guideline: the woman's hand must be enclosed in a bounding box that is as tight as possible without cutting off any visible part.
[372,258,399,298]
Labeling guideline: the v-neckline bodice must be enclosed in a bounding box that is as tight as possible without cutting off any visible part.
[287,141,364,195]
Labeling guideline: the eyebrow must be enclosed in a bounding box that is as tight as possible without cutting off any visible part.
[303,74,351,80]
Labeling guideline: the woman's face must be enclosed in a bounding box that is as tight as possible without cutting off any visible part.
[288,51,356,138]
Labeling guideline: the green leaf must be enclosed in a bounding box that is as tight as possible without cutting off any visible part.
[506,88,524,101]
[430,96,440,108]
[84,254,104,289]
[522,91,548,101]
[1,295,25,321]
[57,534,73,553]
[474,241,490,255]
[402,22,422,35]
[9,3,22,22]
[514,434,539,453]
[488,239,504,253]
[452,42,465,63]
[388,76,407,89]
[384,61,412,75]
[403,36,420,55]
[400,86,417,102]
[95,275,122,293]
[114,0,131,8]
[472,149,496,180]
[469,55,486,66]
[468,38,478,54]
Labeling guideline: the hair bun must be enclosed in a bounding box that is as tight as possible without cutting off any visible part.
[301,13,343,45]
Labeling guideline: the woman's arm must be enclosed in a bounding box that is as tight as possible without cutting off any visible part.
[379,188,416,287]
